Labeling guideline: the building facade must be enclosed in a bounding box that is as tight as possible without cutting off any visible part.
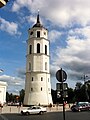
[0,81,7,106]
[24,14,53,106]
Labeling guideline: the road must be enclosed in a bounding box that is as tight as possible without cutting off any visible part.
[0,111,90,120]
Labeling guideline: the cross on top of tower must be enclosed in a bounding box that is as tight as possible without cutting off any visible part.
[37,10,40,23]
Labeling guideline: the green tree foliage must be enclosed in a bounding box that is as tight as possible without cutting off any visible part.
[75,82,83,90]
[6,92,18,103]
[19,89,25,103]
[6,89,25,104]
[67,88,75,103]
[74,82,90,102]
[6,84,90,104]
[51,89,57,104]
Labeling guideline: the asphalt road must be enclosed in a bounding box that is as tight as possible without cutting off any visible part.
[0,111,90,120]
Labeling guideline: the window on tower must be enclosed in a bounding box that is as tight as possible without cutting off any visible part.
[29,45,32,54]
[45,45,47,55]
[37,31,40,37]
[44,32,46,35]
[31,88,33,91]
[37,43,40,53]
[29,62,31,71]
[48,88,50,91]
[41,87,42,91]
[41,77,43,81]
[30,31,33,35]
[32,77,33,81]
[45,62,47,70]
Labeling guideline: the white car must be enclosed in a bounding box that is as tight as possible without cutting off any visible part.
[21,106,47,115]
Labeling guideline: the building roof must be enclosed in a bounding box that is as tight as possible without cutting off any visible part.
[0,81,7,86]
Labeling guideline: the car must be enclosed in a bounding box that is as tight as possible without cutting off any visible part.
[71,102,90,112]
[21,106,47,115]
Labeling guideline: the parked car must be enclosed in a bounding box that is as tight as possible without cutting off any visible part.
[71,102,90,112]
[21,106,47,115]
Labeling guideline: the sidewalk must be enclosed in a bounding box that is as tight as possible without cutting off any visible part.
[0,104,71,114]
[0,106,27,114]
[47,104,71,112]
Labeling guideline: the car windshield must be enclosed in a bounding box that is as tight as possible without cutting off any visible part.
[27,106,41,110]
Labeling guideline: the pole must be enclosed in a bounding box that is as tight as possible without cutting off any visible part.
[61,68,65,120]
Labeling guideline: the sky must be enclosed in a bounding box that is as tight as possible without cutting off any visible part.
[0,0,90,94]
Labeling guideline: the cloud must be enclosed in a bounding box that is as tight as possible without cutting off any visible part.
[0,17,21,35]
[12,0,90,27]
[25,15,36,24]
[48,30,62,43]
[69,26,90,39]
[51,26,90,82]
[0,67,26,94]
[16,68,26,79]
[3,0,90,90]
[12,0,32,12]
[0,74,25,94]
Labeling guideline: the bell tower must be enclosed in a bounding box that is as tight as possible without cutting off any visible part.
[24,13,53,105]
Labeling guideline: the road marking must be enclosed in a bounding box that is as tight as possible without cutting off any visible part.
[0,115,8,120]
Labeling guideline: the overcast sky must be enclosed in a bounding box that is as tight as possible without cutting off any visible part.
[0,0,90,94]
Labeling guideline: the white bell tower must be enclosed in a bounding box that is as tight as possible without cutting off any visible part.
[24,13,53,105]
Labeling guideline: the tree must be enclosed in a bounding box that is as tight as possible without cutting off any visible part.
[51,89,58,104]
[6,92,9,102]
[67,88,75,103]
[19,89,25,103]
[75,82,83,90]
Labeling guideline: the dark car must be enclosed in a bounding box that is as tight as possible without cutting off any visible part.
[71,102,90,112]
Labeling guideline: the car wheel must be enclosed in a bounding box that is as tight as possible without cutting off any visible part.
[39,111,43,115]
[21,112,24,115]
[78,109,81,112]
[26,112,29,115]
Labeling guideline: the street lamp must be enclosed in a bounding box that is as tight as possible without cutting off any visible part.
[0,0,9,8]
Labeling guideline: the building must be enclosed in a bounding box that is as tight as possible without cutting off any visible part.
[24,13,53,106]
[0,0,8,8]
[0,81,7,106]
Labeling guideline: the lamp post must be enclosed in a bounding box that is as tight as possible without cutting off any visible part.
[0,0,9,8]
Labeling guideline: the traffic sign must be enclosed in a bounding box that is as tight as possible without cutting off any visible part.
[56,83,68,98]
[56,69,67,82]
[56,83,68,91]
[56,68,68,120]
[57,91,61,98]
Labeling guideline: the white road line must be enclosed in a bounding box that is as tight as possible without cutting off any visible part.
[0,115,8,120]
